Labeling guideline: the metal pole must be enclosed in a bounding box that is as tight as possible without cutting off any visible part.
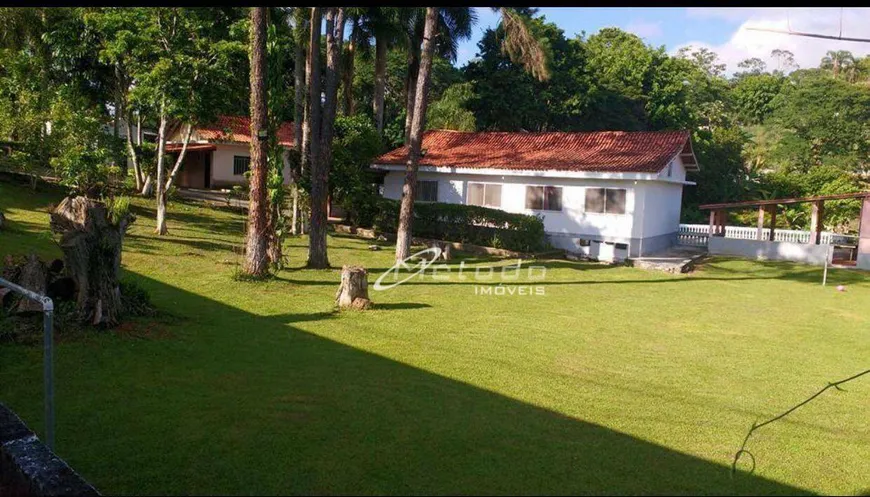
[43,298,54,450]
[0,277,55,450]
[823,245,831,287]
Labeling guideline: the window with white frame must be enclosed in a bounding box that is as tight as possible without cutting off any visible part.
[233,156,251,176]
[416,180,438,202]
[585,188,627,214]
[525,186,563,211]
[467,182,502,208]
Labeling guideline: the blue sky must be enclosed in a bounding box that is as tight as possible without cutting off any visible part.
[454,7,870,74]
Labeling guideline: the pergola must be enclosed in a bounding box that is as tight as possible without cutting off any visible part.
[700,192,870,269]
[700,192,870,244]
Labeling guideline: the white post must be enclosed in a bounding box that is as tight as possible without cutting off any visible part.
[823,245,831,286]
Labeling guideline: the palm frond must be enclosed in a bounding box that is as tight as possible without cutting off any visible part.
[498,8,552,82]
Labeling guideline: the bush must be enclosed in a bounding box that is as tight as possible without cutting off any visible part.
[372,199,547,253]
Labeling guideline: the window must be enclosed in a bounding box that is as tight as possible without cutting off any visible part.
[233,156,251,176]
[467,182,502,208]
[585,188,627,214]
[417,180,438,202]
[667,162,673,177]
[525,186,562,211]
[576,238,591,247]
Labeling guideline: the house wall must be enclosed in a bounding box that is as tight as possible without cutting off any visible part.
[209,143,292,189]
[382,168,688,260]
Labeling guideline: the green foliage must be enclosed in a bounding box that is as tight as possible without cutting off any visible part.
[731,73,784,125]
[373,198,547,252]
[105,195,132,225]
[48,93,123,196]
[426,82,477,131]
[329,115,384,227]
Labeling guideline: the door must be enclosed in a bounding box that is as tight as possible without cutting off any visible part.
[204,152,212,189]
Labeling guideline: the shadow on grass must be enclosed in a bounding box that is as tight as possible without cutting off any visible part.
[58,270,811,495]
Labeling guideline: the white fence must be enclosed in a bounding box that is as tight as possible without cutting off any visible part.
[678,224,858,247]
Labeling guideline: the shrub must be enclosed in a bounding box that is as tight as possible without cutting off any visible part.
[372,199,547,253]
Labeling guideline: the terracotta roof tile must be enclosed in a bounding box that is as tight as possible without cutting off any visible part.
[375,130,694,174]
[195,115,295,147]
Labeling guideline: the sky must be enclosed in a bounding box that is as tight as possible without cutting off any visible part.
[455,7,870,75]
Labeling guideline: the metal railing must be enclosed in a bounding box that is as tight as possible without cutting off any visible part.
[0,277,54,449]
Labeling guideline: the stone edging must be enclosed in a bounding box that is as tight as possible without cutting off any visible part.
[0,403,99,496]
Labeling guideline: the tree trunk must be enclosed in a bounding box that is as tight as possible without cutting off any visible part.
[12,255,46,314]
[154,102,168,235]
[396,7,438,261]
[292,10,307,236]
[305,6,327,269]
[373,35,388,135]
[243,6,270,278]
[164,124,193,190]
[403,49,420,145]
[124,115,142,191]
[50,196,133,327]
[335,265,371,310]
[342,19,357,116]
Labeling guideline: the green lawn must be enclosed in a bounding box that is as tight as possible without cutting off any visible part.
[2,179,869,495]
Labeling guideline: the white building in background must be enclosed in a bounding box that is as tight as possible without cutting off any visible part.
[372,129,699,261]
[164,115,295,189]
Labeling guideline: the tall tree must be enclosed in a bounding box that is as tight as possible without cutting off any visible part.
[368,7,404,135]
[291,8,307,235]
[304,7,324,266]
[403,8,475,144]
[243,7,269,277]
[307,7,345,269]
[395,7,438,260]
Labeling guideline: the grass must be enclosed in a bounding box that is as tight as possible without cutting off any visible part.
[2,178,870,495]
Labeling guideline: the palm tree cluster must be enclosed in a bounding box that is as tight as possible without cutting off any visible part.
[242,7,553,274]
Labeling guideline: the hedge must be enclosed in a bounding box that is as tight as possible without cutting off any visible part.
[372,198,548,253]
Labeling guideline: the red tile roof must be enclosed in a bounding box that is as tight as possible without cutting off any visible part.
[194,115,295,147]
[375,130,695,174]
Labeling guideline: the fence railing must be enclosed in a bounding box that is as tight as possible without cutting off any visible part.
[677,224,859,247]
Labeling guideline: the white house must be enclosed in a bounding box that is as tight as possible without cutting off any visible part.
[165,115,295,189]
[373,130,699,261]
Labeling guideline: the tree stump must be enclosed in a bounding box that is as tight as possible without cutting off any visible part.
[50,196,134,327]
[12,255,46,314]
[335,265,371,310]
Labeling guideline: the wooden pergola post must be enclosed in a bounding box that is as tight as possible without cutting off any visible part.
[809,200,824,244]
[756,205,765,241]
[716,210,726,236]
[767,205,777,242]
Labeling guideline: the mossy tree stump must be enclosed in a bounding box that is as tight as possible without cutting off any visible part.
[335,265,371,310]
[50,196,134,326]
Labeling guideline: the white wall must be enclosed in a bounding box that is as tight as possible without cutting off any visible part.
[210,143,292,188]
[709,237,833,265]
[384,171,648,241]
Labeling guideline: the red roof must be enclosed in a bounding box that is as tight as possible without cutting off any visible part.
[375,130,696,173]
[194,115,295,147]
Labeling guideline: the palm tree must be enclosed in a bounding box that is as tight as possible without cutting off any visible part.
[307,7,346,269]
[341,9,370,116]
[394,7,552,260]
[821,50,855,79]
[303,7,322,261]
[291,8,307,235]
[360,8,406,135]
[242,6,269,277]
[403,7,476,144]
[395,7,439,260]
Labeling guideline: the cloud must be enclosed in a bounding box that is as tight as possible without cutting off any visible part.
[623,20,663,40]
[674,8,870,75]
